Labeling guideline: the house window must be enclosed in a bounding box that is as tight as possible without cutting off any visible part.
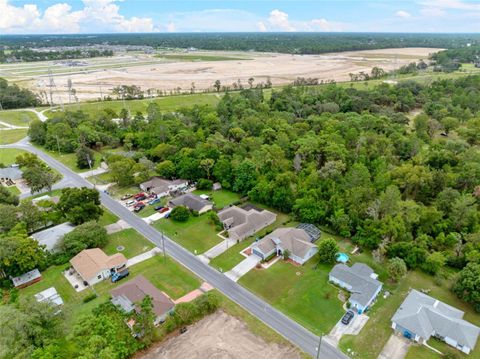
[97,275,102,279]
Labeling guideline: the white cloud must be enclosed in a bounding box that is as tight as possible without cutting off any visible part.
[395,10,412,18]
[268,9,295,31]
[257,21,267,32]
[0,0,158,33]
[166,21,176,32]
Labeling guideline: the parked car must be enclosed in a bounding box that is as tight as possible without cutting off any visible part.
[148,198,161,205]
[125,200,135,207]
[154,205,164,211]
[159,207,170,213]
[111,269,130,283]
[121,194,133,200]
[134,203,145,212]
[341,310,355,325]
[148,193,158,199]
[134,192,146,200]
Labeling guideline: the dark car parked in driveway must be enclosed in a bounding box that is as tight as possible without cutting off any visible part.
[341,310,355,325]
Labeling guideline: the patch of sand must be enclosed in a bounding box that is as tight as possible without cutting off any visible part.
[137,311,300,359]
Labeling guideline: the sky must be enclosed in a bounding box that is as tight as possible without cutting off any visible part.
[1,0,480,34]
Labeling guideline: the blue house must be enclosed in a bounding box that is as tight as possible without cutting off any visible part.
[329,263,382,314]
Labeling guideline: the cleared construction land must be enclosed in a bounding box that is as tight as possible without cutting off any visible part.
[0,48,442,103]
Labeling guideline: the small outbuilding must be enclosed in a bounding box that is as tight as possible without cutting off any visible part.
[34,287,64,307]
[11,268,42,289]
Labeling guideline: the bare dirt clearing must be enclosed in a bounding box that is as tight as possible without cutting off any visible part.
[137,311,301,359]
[0,47,442,103]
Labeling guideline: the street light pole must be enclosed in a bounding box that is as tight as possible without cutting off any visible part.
[316,333,323,359]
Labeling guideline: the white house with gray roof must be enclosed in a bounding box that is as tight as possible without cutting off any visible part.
[169,193,213,214]
[329,263,382,314]
[218,205,276,242]
[139,176,188,197]
[392,289,480,354]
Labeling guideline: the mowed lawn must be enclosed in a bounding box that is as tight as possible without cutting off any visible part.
[103,228,154,259]
[0,148,26,165]
[19,255,200,326]
[192,189,242,210]
[339,270,480,359]
[154,214,222,254]
[96,207,119,226]
[0,129,27,144]
[35,147,103,173]
[0,110,37,127]
[209,210,292,272]
[240,259,344,335]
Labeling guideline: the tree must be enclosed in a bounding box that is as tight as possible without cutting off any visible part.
[454,263,480,312]
[0,204,18,233]
[23,165,60,194]
[197,178,213,190]
[57,187,103,225]
[233,160,257,195]
[133,295,155,345]
[213,80,221,92]
[76,144,95,169]
[248,77,255,88]
[109,157,137,187]
[170,206,190,222]
[317,238,339,264]
[156,160,176,179]
[0,184,19,206]
[200,158,215,179]
[387,257,407,282]
[422,251,446,275]
[60,221,107,257]
[28,119,47,145]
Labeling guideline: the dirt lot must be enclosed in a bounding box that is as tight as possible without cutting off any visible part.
[0,47,441,103]
[137,311,300,359]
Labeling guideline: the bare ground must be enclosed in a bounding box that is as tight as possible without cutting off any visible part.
[137,311,301,359]
[1,47,442,103]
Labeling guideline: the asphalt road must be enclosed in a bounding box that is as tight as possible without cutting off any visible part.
[2,140,348,359]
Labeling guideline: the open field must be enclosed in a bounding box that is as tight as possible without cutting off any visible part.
[1,48,441,103]
[0,129,27,144]
[138,311,300,359]
[0,148,26,165]
[0,110,36,127]
[103,228,154,259]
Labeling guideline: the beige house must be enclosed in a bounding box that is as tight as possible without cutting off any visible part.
[70,248,127,286]
[218,205,277,242]
[252,227,318,265]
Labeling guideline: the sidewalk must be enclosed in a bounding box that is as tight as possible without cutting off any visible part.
[126,247,161,267]
[198,238,237,264]
[225,254,261,282]
[78,163,109,179]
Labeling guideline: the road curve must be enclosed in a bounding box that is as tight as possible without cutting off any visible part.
[1,140,348,359]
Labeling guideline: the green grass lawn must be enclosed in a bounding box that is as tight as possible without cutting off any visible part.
[0,129,27,144]
[35,147,103,173]
[192,189,242,210]
[96,207,119,226]
[209,209,292,272]
[0,110,37,127]
[239,259,344,335]
[103,228,154,259]
[153,214,222,254]
[19,255,200,326]
[339,270,480,359]
[155,54,248,61]
[0,148,26,165]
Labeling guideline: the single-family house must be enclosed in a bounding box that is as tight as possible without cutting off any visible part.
[0,165,22,181]
[218,205,277,242]
[31,222,75,252]
[111,275,175,325]
[34,287,64,307]
[252,227,318,265]
[139,177,188,197]
[70,248,127,286]
[391,289,480,354]
[329,263,382,314]
[169,193,213,214]
[11,268,42,288]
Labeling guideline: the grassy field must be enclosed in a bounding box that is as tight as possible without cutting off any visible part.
[155,54,248,61]
[34,147,104,173]
[0,129,27,144]
[103,228,154,259]
[0,148,26,166]
[209,210,292,272]
[153,214,222,254]
[339,270,480,359]
[96,207,119,226]
[192,189,242,210]
[239,258,344,335]
[0,110,36,127]
[45,92,221,118]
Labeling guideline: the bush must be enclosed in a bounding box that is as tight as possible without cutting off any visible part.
[170,206,190,222]
[197,179,213,190]
[83,293,97,303]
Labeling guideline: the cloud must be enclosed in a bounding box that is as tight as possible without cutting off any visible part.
[166,21,176,32]
[395,10,412,18]
[419,0,480,17]
[0,0,158,33]
[268,9,295,31]
[257,21,267,32]
[264,9,345,32]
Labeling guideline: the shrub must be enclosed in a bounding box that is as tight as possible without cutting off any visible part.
[170,206,190,222]
[197,179,213,190]
[83,293,97,303]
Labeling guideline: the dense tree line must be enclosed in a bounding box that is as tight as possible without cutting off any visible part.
[0,49,113,63]
[2,33,480,55]
[0,77,40,109]
[432,46,480,67]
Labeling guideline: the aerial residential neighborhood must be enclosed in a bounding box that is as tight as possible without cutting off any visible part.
[1,2,480,359]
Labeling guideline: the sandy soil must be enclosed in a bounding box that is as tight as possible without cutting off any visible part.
[2,47,442,103]
[137,311,301,359]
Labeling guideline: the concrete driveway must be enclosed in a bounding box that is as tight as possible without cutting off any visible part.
[328,312,369,346]
[225,255,261,282]
[378,334,411,359]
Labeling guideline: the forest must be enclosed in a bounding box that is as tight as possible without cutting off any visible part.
[0,78,40,109]
[26,75,480,310]
[0,48,113,63]
[2,33,480,54]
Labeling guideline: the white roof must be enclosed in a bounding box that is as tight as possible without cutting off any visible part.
[34,287,64,306]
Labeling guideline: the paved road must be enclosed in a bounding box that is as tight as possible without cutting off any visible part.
[1,140,347,359]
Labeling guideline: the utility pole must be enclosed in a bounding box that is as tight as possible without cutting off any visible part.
[316,333,323,359]
[86,152,96,189]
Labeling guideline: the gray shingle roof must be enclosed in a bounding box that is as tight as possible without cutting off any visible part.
[218,206,276,241]
[392,289,480,349]
[169,193,212,212]
[31,222,75,251]
[329,263,382,308]
[254,227,317,260]
[0,166,22,180]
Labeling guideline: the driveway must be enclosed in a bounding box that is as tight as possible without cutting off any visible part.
[328,313,369,346]
[199,238,237,263]
[225,254,261,282]
[378,334,412,359]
